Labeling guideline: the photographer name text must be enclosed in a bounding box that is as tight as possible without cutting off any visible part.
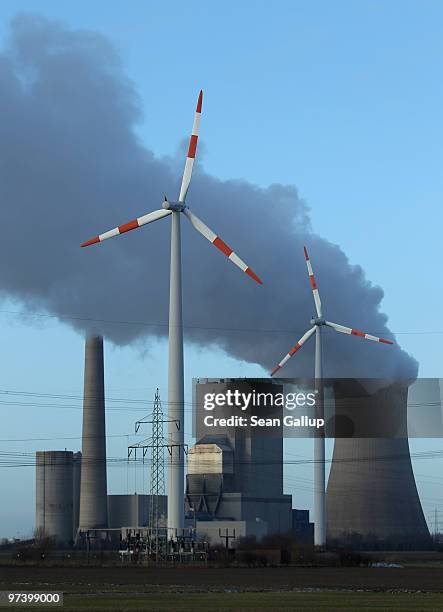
[203,414,324,429]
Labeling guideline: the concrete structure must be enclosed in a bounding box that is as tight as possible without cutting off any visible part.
[35,451,74,545]
[78,336,108,530]
[107,494,167,529]
[186,379,292,537]
[326,381,431,548]
[292,509,314,545]
[72,452,82,540]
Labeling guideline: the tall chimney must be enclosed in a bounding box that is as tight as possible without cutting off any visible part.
[79,336,108,529]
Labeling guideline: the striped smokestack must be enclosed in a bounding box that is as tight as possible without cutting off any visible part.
[78,336,108,530]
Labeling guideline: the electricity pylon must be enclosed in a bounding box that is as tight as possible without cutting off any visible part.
[149,389,166,533]
[128,388,186,561]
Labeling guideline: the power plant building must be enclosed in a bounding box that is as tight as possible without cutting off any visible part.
[107,494,167,529]
[186,379,293,538]
[35,345,431,552]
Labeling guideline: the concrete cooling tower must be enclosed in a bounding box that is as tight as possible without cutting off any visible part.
[78,336,108,530]
[35,451,74,545]
[326,381,431,548]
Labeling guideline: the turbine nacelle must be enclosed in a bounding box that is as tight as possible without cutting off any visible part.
[162,198,186,212]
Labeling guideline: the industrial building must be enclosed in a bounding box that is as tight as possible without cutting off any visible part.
[107,494,167,529]
[34,340,431,552]
[36,336,169,547]
[186,379,294,541]
[292,509,315,545]
[35,450,80,546]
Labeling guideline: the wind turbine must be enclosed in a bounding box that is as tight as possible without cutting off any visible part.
[81,91,262,536]
[270,246,392,546]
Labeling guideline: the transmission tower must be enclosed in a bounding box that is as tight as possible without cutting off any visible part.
[149,389,166,532]
[128,388,187,562]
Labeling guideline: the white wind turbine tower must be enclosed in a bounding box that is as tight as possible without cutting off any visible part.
[81,91,262,536]
[270,246,393,547]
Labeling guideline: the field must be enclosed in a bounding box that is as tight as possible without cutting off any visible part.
[1,566,443,611]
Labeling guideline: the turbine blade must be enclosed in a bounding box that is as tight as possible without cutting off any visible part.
[178,90,203,203]
[326,321,393,345]
[81,209,171,247]
[270,327,316,376]
[183,209,262,285]
[304,246,322,317]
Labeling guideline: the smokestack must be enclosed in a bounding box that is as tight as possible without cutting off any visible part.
[326,382,431,548]
[78,336,108,530]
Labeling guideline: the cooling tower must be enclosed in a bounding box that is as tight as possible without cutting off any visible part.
[326,381,431,548]
[78,336,108,530]
[35,450,74,545]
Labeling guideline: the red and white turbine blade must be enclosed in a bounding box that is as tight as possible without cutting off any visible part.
[304,246,322,317]
[178,90,203,203]
[270,327,316,376]
[326,321,393,345]
[81,209,171,247]
[183,209,262,285]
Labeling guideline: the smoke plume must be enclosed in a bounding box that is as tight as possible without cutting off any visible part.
[0,14,417,378]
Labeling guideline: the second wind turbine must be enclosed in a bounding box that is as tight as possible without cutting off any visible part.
[271,246,393,547]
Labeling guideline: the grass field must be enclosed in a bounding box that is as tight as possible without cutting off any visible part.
[58,591,443,611]
[2,565,443,611]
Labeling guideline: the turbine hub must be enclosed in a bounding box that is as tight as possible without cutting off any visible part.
[311,317,326,326]
[162,198,185,212]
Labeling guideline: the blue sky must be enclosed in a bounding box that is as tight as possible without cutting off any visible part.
[0,1,442,537]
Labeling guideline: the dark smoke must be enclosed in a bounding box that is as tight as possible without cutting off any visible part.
[0,14,417,378]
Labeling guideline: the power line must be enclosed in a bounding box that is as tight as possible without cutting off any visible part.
[1,447,443,467]
[0,433,139,443]
[0,308,440,337]
[0,387,440,413]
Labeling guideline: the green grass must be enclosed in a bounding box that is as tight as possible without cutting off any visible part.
[52,592,443,612]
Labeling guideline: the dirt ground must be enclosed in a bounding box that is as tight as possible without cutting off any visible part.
[1,565,443,593]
